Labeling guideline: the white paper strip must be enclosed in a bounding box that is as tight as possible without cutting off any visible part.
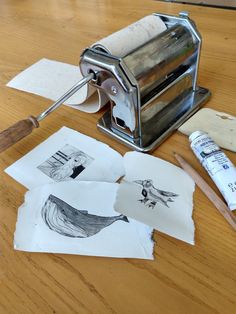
[114,152,195,244]
[6,58,108,113]
[14,181,154,259]
[5,126,124,189]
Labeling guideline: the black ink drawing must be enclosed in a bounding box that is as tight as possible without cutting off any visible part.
[134,179,178,209]
[41,194,129,238]
[37,144,94,182]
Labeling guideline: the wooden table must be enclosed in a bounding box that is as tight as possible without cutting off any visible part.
[0,1,235,313]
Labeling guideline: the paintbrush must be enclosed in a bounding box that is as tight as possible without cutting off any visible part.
[174,152,236,231]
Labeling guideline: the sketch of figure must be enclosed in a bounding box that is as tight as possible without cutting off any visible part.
[37,144,94,182]
[50,153,86,181]
[41,194,129,238]
[134,179,178,209]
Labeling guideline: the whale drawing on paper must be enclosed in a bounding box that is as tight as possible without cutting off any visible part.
[134,179,178,209]
[41,194,129,238]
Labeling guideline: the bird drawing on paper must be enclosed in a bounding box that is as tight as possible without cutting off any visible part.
[134,179,178,209]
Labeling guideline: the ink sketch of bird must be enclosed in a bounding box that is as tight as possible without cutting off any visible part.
[134,179,179,209]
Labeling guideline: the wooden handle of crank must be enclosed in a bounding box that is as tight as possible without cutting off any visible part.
[0,116,39,153]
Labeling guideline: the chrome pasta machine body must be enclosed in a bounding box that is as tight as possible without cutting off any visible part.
[80,12,210,152]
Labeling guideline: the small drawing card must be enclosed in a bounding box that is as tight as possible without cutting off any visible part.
[5,126,124,189]
[114,152,195,244]
[14,181,154,259]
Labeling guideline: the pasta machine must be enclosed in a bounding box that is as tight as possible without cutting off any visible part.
[80,12,210,152]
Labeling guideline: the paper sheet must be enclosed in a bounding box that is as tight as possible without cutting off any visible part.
[114,152,195,244]
[5,126,124,189]
[92,15,166,57]
[14,181,154,259]
[6,58,109,113]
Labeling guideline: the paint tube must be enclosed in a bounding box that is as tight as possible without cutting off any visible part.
[189,131,236,210]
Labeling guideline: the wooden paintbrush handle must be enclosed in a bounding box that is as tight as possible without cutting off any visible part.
[0,116,39,153]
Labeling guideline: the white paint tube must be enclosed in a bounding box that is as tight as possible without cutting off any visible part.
[189,131,236,210]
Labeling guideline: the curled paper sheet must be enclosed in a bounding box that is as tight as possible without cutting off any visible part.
[6,58,109,113]
[92,15,167,57]
[114,152,195,245]
[14,181,154,259]
[7,15,166,113]
[5,126,124,189]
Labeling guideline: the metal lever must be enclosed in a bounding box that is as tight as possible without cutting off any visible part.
[0,72,94,153]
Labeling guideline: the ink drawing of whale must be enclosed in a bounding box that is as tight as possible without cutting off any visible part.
[41,194,129,238]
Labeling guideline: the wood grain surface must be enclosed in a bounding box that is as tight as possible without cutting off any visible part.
[169,0,236,8]
[0,1,236,313]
